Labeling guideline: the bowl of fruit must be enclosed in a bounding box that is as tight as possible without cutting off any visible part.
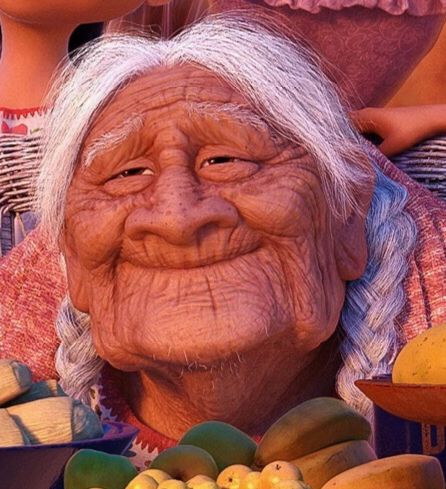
[64,396,378,489]
[62,393,445,489]
[0,359,138,489]
[356,324,446,425]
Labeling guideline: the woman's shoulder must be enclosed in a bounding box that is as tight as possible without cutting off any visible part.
[373,146,446,343]
[0,227,66,380]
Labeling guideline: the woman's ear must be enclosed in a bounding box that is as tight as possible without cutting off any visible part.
[335,211,369,281]
[334,180,375,281]
[59,232,90,313]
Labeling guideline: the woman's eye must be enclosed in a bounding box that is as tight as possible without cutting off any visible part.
[201,156,242,168]
[116,167,154,179]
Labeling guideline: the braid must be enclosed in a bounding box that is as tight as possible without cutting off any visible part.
[55,296,103,404]
[336,166,417,420]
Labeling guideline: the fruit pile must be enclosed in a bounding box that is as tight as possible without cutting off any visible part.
[63,397,368,489]
[63,396,446,489]
[0,358,103,446]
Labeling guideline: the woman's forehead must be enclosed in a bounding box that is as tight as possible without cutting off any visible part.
[86,65,248,141]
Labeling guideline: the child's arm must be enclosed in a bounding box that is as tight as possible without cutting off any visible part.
[351,105,446,157]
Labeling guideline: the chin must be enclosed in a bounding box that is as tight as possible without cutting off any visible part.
[90,246,339,373]
[94,304,336,376]
[105,308,291,371]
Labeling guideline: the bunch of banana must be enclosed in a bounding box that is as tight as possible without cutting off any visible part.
[254,397,444,489]
[252,397,375,489]
[0,358,103,447]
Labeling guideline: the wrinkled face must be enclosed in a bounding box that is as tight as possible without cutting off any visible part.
[0,0,146,24]
[63,65,369,373]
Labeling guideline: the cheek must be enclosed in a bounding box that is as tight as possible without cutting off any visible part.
[287,237,343,348]
[64,190,135,268]
[220,172,321,237]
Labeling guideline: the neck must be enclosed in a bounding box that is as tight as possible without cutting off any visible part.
[0,15,75,108]
[118,334,341,440]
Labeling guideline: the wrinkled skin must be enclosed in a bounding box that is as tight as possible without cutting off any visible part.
[62,66,373,438]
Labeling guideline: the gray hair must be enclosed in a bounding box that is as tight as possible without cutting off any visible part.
[337,167,417,419]
[37,14,416,414]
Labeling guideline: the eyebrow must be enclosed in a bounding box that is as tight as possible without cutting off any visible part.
[186,102,270,131]
[82,102,272,166]
[83,115,144,167]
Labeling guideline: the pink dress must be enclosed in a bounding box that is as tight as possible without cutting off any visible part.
[211,0,446,109]
[261,0,446,15]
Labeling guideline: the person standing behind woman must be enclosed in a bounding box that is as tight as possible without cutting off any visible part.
[0,0,163,257]
[352,25,446,160]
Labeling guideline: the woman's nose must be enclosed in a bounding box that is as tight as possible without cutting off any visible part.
[125,166,239,245]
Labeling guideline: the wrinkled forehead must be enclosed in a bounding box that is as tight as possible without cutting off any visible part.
[85,65,251,145]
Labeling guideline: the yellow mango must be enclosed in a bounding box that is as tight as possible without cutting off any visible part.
[393,324,446,384]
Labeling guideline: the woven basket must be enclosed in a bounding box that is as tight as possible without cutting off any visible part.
[0,132,41,256]
[391,135,446,200]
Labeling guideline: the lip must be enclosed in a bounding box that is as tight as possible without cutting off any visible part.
[161,245,260,269]
[125,237,262,270]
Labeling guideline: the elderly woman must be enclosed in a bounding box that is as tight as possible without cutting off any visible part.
[0,13,445,468]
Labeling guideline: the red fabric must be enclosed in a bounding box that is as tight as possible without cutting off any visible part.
[1,121,28,135]
[211,3,445,109]
[262,0,446,16]
[0,230,66,381]
[0,107,45,118]
[372,149,446,342]
[0,150,445,449]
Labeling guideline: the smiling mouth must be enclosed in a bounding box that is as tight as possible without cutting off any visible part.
[128,239,262,270]
[169,245,261,269]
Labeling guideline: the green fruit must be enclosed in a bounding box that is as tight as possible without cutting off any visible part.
[179,421,257,472]
[150,445,218,481]
[255,398,371,466]
[64,448,138,489]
